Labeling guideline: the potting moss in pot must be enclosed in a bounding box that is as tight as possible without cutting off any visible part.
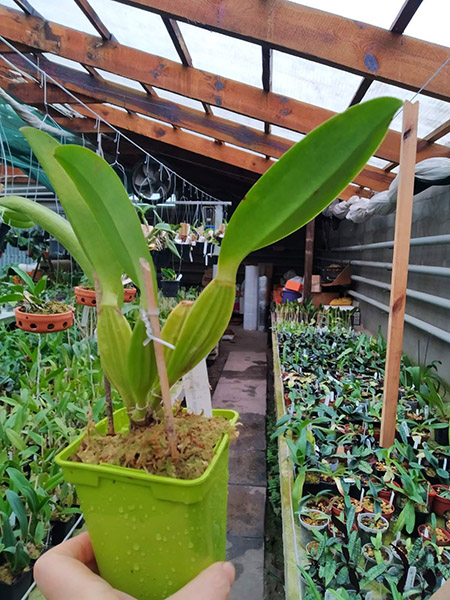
[0,96,402,599]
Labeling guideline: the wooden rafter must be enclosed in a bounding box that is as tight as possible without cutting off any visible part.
[13,0,42,18]
[108,0,450,101]
[73,0,116,41]
[2,6,449,169]
[162,16,212,118]
[50,101,393,191]
[3,52,449,171]
[262,46,272,136]
[349,0,425,106]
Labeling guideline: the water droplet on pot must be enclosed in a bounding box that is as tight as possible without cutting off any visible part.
[155,533,162,541]
[163,536,167,542]
[139,578,144,583]
[128,504,135,511]
[168,580,173,586]
[188,542,194,549]
[134,565,140,572]
[118,507,124,513]
[133,544,140,551]
[152,506,156,511]
[166,526,171,531]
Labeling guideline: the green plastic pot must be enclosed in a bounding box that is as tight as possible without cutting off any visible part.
[56,407,238,600]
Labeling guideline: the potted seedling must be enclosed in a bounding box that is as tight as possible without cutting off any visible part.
[431,485,450,517]
[0,266,73,333]
[160,267,180,297]
[1,96,401,599]
[362,533,393,568]
[298,508,330,546]
[357,513,389,545]
[74,276,137,306]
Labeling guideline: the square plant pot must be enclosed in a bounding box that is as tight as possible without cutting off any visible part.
[56,407,238,600]
[0,569,33,600]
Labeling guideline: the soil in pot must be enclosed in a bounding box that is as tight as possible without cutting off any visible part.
[357,512,389,544]
[361,496,394,520]
[0,566,33,600]
[418,524,450,546]
[298,509,329,546]
[362,543,392,566]
[15,304,73,333]
[74,408,237,479]
[330,496,363,516]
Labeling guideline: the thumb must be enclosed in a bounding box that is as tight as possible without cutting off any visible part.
[167,561,235,600]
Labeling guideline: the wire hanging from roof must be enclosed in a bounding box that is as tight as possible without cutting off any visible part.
[0,35,224,205]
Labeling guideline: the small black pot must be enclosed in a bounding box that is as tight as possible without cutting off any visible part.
[0,569,33,600]
[161,280,180,298]
[49,515,79,547]
[151,249,171,269]
[435,426,450,446]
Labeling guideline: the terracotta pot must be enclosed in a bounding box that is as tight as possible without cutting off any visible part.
[432,485,450,517]
[75,286,137,306]
[418,524,450,547]
[123,287,137,303]
[74,286,97,307]
[378,482,401,504]
[330,496,363,517]
[15,306,73,333]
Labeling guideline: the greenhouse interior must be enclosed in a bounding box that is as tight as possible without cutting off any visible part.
[0,1,449,599]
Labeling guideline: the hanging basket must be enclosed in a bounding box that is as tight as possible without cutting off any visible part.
[74,286,137,306]
[15,306,74,333]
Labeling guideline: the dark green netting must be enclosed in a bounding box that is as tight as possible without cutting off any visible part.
[0,95,86,192]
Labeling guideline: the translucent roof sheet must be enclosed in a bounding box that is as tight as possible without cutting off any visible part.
[271,125,304,144]
[20,0,99,35]
[88,0,181,61]
[95,69,144,91]
[43,53,88,73]
[155,89,205,112]
[177,22,262,88]
[405,0,450,47]
[224,142,267,158]
[287,0,406,29]
[367,156,391,169]
[272,51,363,112]
[210,107,265,131]
[362,82,450,138]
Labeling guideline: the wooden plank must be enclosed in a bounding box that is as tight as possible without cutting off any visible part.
[162,16,192,67]
[1,7,449,166]
[3,80,95,104]
[303,219,315,301]
[110,0,450,101]
[13,0,42,18]
[271,317,303,600]
[73,0,115,40]
[380,101,419,448]
[58,102,393,189]
[337,185,373,201]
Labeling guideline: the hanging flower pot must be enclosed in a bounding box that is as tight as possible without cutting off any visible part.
[14,305,73,333]
[74,286,137,306]
[56,407,238,600]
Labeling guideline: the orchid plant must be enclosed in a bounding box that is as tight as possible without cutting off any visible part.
[0,98,401,431]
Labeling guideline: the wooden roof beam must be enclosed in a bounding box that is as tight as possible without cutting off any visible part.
[349,0,425,106]
[5,6,449,167]
[3,56,449,170]
[109,0,450,102]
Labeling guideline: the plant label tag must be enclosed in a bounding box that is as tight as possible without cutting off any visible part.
[81,305,90,327]
[444,458,448,471]
[182,358,212,417]
[401,422,410,438]
[405,567,417,591]
[413,436,420,449]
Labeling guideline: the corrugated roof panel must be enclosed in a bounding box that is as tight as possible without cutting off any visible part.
[43,53,87,73]
[362,81,450,138]
[272,51,363,112]
[95,69,144,91]
[287,0,406,29]
[177,22,262,88]
[88,0,181,61]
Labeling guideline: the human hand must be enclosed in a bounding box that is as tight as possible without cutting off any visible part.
[34,531,235,600]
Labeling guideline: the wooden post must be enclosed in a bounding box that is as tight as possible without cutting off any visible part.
[380,101,419,448]
[303,219,315,301]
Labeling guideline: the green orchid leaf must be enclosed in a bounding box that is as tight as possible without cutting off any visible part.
[54,144,156,300]
[0,195,92,279]
[218,97,402,280]
[20,127,123,299]
[5,490,28,540]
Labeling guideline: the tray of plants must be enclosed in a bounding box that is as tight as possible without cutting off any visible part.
[271,300,450,599]
[0,96,402,599]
